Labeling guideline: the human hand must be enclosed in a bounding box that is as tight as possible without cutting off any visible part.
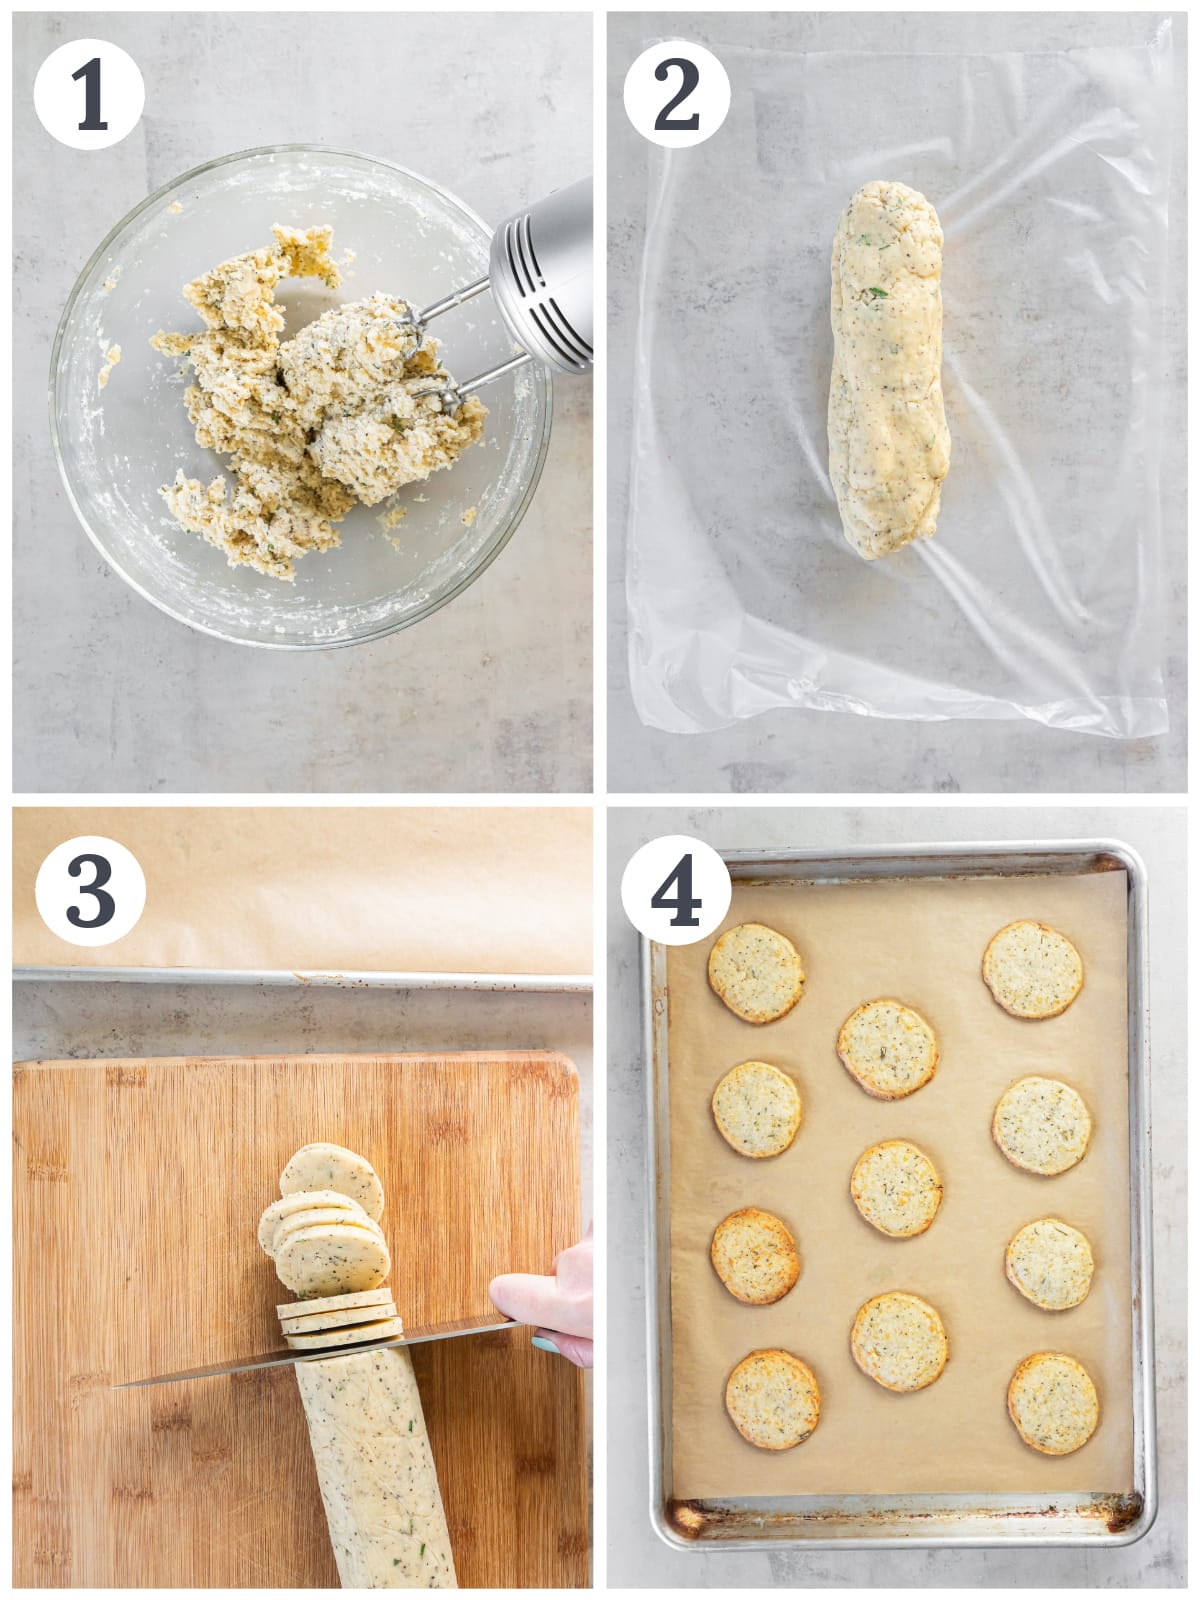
[489,1223,593,1368]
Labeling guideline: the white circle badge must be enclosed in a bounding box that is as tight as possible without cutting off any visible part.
[34,39,145,151]
[35,836,147,948]
[623,39,731,149]
[621,834,732,945]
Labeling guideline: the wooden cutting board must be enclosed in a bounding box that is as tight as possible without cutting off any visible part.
[13,1053,587,1588]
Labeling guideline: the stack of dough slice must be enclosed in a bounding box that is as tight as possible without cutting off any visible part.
[280,1287,404,1351]
[261,1142,458,1588]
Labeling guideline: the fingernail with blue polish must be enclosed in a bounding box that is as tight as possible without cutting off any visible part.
[531,1336,560,1354]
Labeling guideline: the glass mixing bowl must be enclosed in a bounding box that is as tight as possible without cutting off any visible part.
[50,145,552,648]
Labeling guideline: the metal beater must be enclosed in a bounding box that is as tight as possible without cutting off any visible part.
[402,176,593,410]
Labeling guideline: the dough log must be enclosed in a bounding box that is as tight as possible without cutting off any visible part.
[828,180,951,559]
[296,1346,457,1588]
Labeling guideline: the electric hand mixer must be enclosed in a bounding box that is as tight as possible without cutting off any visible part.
[403,175,593,411]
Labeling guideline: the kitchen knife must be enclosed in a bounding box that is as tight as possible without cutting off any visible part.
[114,1312,519,1388]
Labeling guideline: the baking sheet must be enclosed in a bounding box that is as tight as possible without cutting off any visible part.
[666,869,1132,1498]
[12,806,592,976]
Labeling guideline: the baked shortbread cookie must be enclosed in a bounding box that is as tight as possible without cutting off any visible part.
[982,920,1084,1019]
[707,923,805,1024]
[710,1207,801,1305]
[837,999,938,1099]
[851,1140,943,1238]
[992,1076,1092,1176]
[1005,1218,1094,1310]
[1007,1351,1099,1455]
[850,1291,948,1392]
[725,1349,821,1450]
[711,1060,803,1158]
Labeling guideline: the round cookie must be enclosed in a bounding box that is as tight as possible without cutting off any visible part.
[851,1140,943,1238]
[1007,1352,1099,1455]
[258,1189,368,1256]
[274,1222,391,1298]
[982,920,1084,1019]
[711,1060,802,1158]
[710,1207,800,1305]
[837,999,938,1100]
[850,1291,948,1392]
[280,1142,385,1220]
[724,1349,820,1450]
[1005,1218,1094,1311]
[992,1076,1092,1176]
[707,923,805,1025]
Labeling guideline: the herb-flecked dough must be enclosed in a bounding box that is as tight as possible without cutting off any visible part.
[828,180,951,559]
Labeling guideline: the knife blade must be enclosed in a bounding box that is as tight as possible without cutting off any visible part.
[113,1313,519,1388]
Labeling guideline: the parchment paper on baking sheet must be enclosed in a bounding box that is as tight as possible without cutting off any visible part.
[12,807,592,976]
[666,869,1132,1497]
[627,22,1175,737]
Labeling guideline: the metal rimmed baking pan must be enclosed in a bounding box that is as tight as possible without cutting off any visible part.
[642,840,1154,1549]
[13,966,591,992]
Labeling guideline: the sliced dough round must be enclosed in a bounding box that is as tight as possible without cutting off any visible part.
[272,1207,385,1255]
[982,920,1084,1019]
[258,1190,368,1256]
[1005,1218,1094,1310]
[711,1060,802,1158]
[1007,1351,1099,1455]
[710,1208,800,1305]
[280,1142,384,1220]
[850,1291,948,1392]
[286,1315,406,1351]
[274,1223,391,1297]
[278,1286,396,1317]
[280,1298,399,1334]
[707,923,805,1024]
[851,1140,943,1238]
[724,1349,820,1450]
[992,1076,1092,1176]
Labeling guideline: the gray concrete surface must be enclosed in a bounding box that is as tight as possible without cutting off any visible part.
[607,13,1187,794]
[16,12,592,793]
[607,806,1185,1586]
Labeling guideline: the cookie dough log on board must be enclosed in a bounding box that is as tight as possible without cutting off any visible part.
[296,1347,457,1587]
[268,1142,458,1588]
[828,181,951,559]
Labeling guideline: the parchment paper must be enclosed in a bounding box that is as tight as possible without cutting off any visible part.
[666,869,1132,1497]
[12,807,591,975]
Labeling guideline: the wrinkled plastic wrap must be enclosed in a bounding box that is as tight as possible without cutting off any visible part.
[626,24,1175,736]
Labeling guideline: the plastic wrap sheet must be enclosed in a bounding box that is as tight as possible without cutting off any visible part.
[665,870,1132,1498]
[627,24,1175,736]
